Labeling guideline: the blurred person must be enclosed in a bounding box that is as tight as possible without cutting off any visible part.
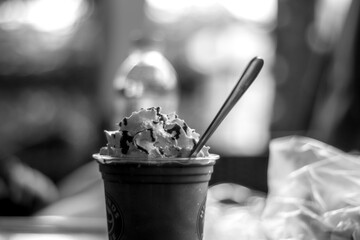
[0,87,102,215]
[307,0,360,152]
[0,0,104,215]
[0,0,152,217]
[0,152,59,216]
[272,0,359,152]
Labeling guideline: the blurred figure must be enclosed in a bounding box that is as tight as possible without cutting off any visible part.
[308,0,360,152]
[272,0,359,152]
[0,152,58,215]
[0,0,104,215]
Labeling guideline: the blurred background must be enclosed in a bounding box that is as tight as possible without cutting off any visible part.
[0,0,358,217]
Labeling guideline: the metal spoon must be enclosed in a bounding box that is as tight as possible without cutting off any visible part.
[189,56,264,157]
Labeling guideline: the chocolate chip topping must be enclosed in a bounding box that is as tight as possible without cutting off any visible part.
[148,129,156,142]
[120,131,133,154]
[182,122,189,133]
[166,124,182,139]
[123,118,128,126]
[136,145,149,154]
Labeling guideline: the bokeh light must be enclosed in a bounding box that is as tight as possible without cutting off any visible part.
[0,0,89,33]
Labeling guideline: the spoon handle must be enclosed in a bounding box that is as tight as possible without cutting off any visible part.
[189,56,264,157]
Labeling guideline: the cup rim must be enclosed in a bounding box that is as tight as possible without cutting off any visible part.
[93,153,220,165]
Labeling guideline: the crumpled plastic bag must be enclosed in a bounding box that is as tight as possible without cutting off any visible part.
[263,135,360,240]
[205,136,360,240]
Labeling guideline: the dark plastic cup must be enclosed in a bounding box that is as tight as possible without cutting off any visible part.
[93,154,219,240]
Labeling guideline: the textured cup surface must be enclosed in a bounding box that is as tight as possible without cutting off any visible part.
[95,154,219,240]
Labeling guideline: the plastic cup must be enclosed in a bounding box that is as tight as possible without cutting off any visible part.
[93,154,219,240]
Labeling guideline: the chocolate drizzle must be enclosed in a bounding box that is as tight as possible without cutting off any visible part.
[111,133,116,147]
[182,122,189,133]
[159,148,165,155]
[118,117,128,127]
[148,129,156,142]
[120,131,133,154]
[123,118,128,126]
[166,124,182,139]
[136,145,149,154]
[158,114,166,123]
[154,108,166,123]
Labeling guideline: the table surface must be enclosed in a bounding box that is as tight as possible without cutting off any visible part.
[0,216,108,239]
